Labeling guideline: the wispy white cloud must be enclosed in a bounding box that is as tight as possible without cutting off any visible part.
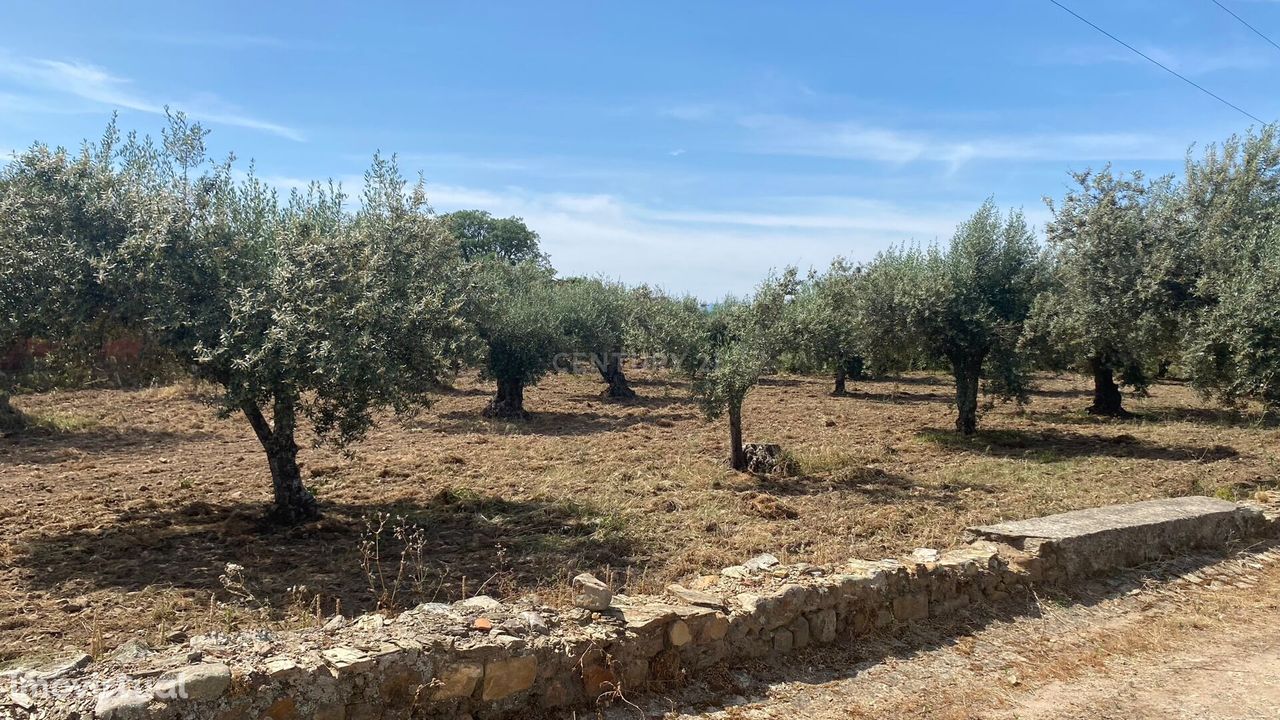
[1053,44,1273,76]
[737,114,1190,169]
[422,182,1007,298]
[0,54,303,141]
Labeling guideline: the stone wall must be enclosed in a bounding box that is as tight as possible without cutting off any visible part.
[7,497,1276,720]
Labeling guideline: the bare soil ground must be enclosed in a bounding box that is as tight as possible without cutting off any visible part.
[2,369,1278,665]
[655,543,1280,720]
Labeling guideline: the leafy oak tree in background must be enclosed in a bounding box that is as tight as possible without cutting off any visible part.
[1026,168,1184,416]
[1182,128,1280,420]
[904,201,1043,435]
[94,117,472,523]
[686,269,797,470]
[441,209,549,266]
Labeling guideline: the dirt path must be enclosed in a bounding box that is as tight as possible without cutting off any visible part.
[608,544,1280,720]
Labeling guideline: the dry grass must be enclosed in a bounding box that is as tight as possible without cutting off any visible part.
[2,368,1278,664]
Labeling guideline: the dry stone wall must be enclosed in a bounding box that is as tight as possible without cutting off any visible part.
[5,496,1276,720]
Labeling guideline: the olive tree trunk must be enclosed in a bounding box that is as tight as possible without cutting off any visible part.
[242,395,318,524]
[600,349,636,400]
[728,401,746,471]
[1088,355,1126,416]
[951,353,983,436]
[832,366,848,396]
[484,376,529,419]
[0,392,25,434]
[846,355,866,381]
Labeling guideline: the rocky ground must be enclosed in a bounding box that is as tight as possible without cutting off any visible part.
[627,544,1280,720]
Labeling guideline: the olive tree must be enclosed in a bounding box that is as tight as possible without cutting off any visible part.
[1026,168,1183,416]
[685,269,797,470]
[788,258,866,395]
[0,123,146,432]
[104,119,473,523]
[555,277,637,399]
[1182,128,1280,419]
[908,201,1043,435]
[471,260,567,418]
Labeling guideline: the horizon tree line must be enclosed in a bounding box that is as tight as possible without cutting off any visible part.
[4,114,1279,520]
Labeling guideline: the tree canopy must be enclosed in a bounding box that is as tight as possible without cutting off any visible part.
[4,116,475,521]
[685,268,798,469]
[901,200,1043,434]
[1182,128,1280,419]
[1026,167,1183,415]
[442,209,549,266]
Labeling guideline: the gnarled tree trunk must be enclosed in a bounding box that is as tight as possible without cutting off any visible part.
[846,355,866,381]
[728,401,746,471]
[833,356,865,396]
[484,376,529,419]
[0,393,25,435]
[599,349,636,400]
[242,395,318,524]
[951,353,983,435]
[1088,355,1126,416]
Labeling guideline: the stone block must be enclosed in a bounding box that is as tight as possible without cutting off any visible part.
[434,662,483,700]
[966,497,1265,580]
[700,613,730,642]
[808,608,837,644]
[152,662,232,702]
[321,648,374,676]
[95,688,151,719]
[668,620,692,647]
[787,615,810,649]
[482,655,538,701]
[892,591,928,622]
[772,628,793,653]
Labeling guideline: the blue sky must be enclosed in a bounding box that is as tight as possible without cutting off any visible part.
[2,1,1277,299]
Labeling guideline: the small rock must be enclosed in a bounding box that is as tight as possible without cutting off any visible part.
[322,615,348,632]
[743,553,780,572]
[666,584,726,609]
[152,663,232,702]
[519,611,549,635]
[264,657,301,679]
[95,688,151,719]
[320,648,373,675]
[493,634,525,651]
[354,613,386,631]
[33,652,92,681]
[455,595,504,613]
[9,692,35,710]
[911,548,941,563]
[112,639,153,661]
[571,573,613,611]
[472,617,494,632]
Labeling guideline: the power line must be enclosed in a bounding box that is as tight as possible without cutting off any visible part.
[1046,0,1266,125]
[1211,0,1280,55]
